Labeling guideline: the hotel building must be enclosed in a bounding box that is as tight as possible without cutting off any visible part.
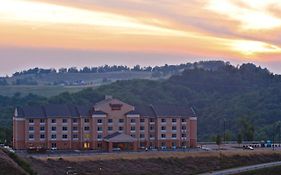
[13,96,197,151]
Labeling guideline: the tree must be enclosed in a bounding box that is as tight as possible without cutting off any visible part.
[216,135,222,149]
[237,133,243,146]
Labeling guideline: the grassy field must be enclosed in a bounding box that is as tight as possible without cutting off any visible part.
[24,150,281,175]
[0,85,89,97]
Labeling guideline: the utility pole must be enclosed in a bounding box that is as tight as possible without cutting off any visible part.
[278,121,281,147]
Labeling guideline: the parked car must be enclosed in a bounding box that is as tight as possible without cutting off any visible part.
[244,146,254,150]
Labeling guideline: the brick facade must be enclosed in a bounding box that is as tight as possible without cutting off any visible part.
[13,97,197,151]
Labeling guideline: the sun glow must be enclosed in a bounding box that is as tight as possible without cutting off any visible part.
[231,40,281,56]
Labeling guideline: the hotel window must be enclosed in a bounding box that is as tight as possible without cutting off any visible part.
[172,142,177,147]
[140,118,145,123]
[51,143,57,148]
[108,119,113,123]
[84,118,90,123]
[40,134,45,139]
[73,134,78,139]
[51,126,56,131]
[172,134,177,138]
[40,119,45,123]
[29,126,34,131]
[40,126,45,131]
[51,119,56,123]
[84,126,90,131]
[131,119,136,123]
[62,119,67,123]
[182,134,187,138]
[110,104,122,110]
[97,119,103,124]
[140,126,145,131]
[73,126,78,131]
[172,118,177,123]
[149,118,155,122]
[119,119,124,123]
[62,134,68,139]
[51,134,56,139]
[108,126,113,131]
[161,134,166,138]
[149,134,154,138]
[131,126,136,131]
[150,126,154,131]
[182,126,187,130]
[131,134,135,138]
[29,119,34,123]
[119,126,123,131]
[97,134,102,139]
[161,126,166,131]
[29,134,34,139]
[161,119,166,123]
[140,134,145,138]
[62,126,68,131]
[182,119,186,122]
[73,118,78,123]
[97,127,102,131]
[161,142,166,147]
[172,126,177,131]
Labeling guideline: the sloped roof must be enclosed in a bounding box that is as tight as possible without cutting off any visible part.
[16,106,45,118]
[104,132,137,143]
[126,105,156,117]
[44,104,72,117]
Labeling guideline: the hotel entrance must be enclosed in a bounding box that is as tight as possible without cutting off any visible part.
[104,132,137,152]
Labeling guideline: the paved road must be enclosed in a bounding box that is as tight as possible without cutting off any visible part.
[199,161,281,175]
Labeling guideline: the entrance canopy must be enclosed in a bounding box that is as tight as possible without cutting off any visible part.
[104,132,137,143]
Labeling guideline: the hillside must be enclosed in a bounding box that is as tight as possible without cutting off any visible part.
[1,61,281,143]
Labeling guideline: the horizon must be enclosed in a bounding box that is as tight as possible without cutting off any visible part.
[0,0,281,75]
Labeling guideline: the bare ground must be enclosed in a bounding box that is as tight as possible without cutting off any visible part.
[24,150,281,175]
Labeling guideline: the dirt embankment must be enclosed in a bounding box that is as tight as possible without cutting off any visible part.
[0,149,27,175]
[26,151,281,175]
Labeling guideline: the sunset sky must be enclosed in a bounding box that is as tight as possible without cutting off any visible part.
[0,0,281,75]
